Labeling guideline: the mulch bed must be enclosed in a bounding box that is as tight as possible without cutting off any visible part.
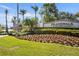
[17,34,79,47]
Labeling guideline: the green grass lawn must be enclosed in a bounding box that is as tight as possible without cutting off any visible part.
[0,36,79,56]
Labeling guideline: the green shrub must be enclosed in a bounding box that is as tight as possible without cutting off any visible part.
[33,27,79,37]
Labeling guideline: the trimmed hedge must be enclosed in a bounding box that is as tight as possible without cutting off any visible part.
[14,27,79,37]
[30,27,79,37]
[33,31,79,37]
[34,27,79,30]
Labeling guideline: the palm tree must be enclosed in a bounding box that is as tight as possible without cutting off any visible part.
[20,9,26,21]
[5,9,8,34]
[75,12,79,17]
[16,3,21,34]
[43,3,49,23]
[0,24,3,33]
[59,12,67,19]
[59,12,76,20]
[23,17,38,32]
[12,16,17,30]
[49,3,59,20]
[43,3,49,13]
[32,5,38,20]
[39,7,45,27]
[42,3,59,23]
[17,3,19,23]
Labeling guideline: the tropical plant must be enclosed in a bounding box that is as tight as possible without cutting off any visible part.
[20,9,26,21]
[59,12,76,20]
[39,7,45,27]
[75,12,79,17]
[49,3,59,20]
[0,24,3,33]
[12,16,17,30]
[68,13,76,20]
[23,17,38,32]
[42,3,59,23]
[16,3,21,35]
[32,5,38,20]
[16,3,23,35]
[59,12,67,19]
[43,3,50,23]
[17,3,19,23]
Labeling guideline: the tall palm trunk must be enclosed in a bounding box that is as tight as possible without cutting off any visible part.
[12,16,16,30]
[23,14,24,21]
[35,11,36,20]
[17,3,19,33]
[5,9,8,34]
[46,7,50,22]
[17,3,19,23]
[43,20,44,27]
[41,15,44,27]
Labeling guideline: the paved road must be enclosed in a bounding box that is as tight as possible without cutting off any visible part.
[0,35,8,38]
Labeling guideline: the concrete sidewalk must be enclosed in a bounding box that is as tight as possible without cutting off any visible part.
[0,35,8,38]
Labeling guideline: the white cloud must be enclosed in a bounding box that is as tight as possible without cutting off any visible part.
[0,13,15,27]
[0,12,41,28]
[24,12,41,19]
[0,13,14,21]
[0,4,12,10]
[24,12,35,18]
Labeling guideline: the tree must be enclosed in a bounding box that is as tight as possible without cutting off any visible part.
[32,5,38,20]
[59,12,67,19]
[0,24,4,33]
[42,3,59,23]
[67,13,76,20]
[75,12,79,17]
[5,9,8,34]
[43,3,50,23]
[59,11,76,20]
[16,3,20,34]
[17,3,19,23]
[23,17,38,32]
[20,9,26,21]
[49,3,59,20]
[75,12,79,21]
[39,7,45,27]
[12,16,17,30]
[16,3,23,35]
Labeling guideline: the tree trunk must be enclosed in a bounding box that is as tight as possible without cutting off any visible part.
[41,15,44,27]
[23,15,24,21]
[17,3,19,23]
[35,11,36,20]
[5,12,8,34]
[17,3,19,29]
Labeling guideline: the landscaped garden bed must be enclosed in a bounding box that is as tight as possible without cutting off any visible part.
[18,34,79,47]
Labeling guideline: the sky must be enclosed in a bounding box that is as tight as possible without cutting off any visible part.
[0,3,79,28]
